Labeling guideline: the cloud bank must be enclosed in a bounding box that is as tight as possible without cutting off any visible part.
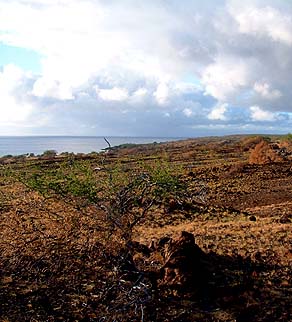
[0,0,292,136]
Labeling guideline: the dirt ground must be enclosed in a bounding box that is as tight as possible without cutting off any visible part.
[0,135,291,321]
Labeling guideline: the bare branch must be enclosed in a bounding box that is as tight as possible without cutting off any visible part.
[104,137,112,149]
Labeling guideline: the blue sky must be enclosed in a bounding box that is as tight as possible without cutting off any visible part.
[0,43,41,74]
[0,0,292,136]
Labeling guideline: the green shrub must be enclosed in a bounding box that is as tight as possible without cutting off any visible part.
[42,150,57,158]
[16,157,187,241]
[284,133,292,141]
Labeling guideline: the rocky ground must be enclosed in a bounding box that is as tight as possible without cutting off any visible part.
[0,135,291,321]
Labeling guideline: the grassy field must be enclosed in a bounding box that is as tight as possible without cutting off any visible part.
[0,135,291,321]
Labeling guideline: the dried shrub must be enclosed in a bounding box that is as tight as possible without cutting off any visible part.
[241,136,270,152]
[279,139,292,154]
[249,140,284,164]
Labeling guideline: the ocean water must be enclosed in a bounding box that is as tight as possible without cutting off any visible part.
[0,136,183,157]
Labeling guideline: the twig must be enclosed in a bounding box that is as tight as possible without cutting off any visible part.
[141,304,144,322]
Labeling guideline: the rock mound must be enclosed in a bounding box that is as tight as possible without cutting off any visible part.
[121,232,210,295]
[159,231,209,294]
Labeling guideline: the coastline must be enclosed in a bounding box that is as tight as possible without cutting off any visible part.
[0,136,185,157]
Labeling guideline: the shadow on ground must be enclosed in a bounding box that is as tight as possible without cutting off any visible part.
[1,231,290,321]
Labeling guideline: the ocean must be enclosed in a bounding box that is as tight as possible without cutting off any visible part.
[0,136,183,157]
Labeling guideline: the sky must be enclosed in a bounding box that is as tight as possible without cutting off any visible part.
[0,0,292,136]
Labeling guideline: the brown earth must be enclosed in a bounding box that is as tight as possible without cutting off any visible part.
[0,135,291,321]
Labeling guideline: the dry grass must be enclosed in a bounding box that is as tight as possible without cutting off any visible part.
[0,135,291,321]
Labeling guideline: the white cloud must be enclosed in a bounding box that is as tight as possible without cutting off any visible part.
[202,58,249,101]
[0,64,24,85]
[253,82,282,100]
[154,82,169,105]
[208,103,228,121]
[0,0,184,95]
[96,87,129,102]
[133,88,148,98]
[250,105,276,121]
[0,64,33,125]
[129,87,148,103]
[32,77,74,100]
[0,0,292,136]
[229,4,292,46]
[183,108,193,117]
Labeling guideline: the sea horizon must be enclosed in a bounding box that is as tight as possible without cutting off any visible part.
[0,136,186,157]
